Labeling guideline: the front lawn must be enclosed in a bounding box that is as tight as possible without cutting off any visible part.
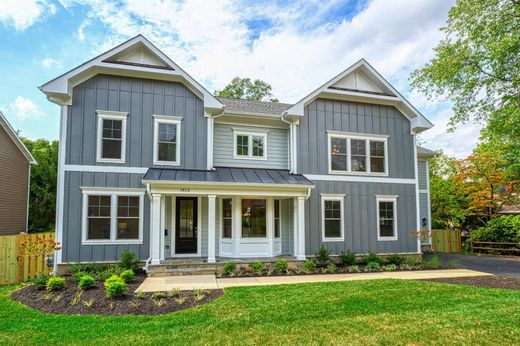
[1,279,519,345]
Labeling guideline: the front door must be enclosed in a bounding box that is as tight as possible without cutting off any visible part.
[175,197,198,254]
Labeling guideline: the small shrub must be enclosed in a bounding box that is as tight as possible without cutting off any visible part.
[223,262,237,275]
[386,254,403,265]
[83,299,94,308]
[399,263,412,271]
[249,262,264,274]
[78,275,95,290]
[423,255,441,269]
[135,290,145,299]
[193,289,206,301]
[130,300,140,309]
[153,298,166,307]
[40,292,53,301]
[339,250,356,266]
[366,261,381,271]
[104,275,127,298]
[384,264,397,272]
[69,263,120,282]
[363,252,382,265]
[46,276,66,291]
[303,260,317,271]
[275,259,288,273]
[151,292,167,300]
[70,290,83,305]
[33,274,49,290]
[176,297,186,305]
[118,250,141,272]
[119,269,135,282]
[325,262,337,273]
[315,245,331,266]
[53,293,63,302]
[168,288,181,298]
[347,265,360,273]
[404,256,422,266]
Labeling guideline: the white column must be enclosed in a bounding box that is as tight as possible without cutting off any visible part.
[293,197,299,257]
[208,195,216,263]
[150,193,162,265]
[159,195,165,261]
[296,196,306,260]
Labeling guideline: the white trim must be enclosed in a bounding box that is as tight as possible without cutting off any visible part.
[25,164,31,231]
[207,114,214,170]
[81,188,145,245]
[233,130,268,160]
[54,105,67,269]
[150,193,161,265]
[321,194,345,242]
[215,119,288,129]
[327,131,388,176]
[413,136,421,252]
[171,196,202,257]
[376,195,398,241]
[96,111,128,164]
[296,196,306,260]
[425,160,432,245]
[207,194,216,263]
[304,174,415,184]
[153,116,181,166]
[144,179,313,190]
[64,165,148,174]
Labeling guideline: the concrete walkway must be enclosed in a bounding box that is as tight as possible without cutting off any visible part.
[136,269,492,292]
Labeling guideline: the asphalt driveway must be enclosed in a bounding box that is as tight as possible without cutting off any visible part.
[428,253,520,278]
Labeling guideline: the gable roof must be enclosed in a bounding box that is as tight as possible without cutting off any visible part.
[285,59,433,133]
[216,97,292,117]
[40,35,223,113]
[417,146,436,158]
[0,111,36,164]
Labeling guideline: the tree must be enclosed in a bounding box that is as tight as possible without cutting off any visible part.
[428,152,467,229]
[411,0,520,141]
[21,138,58,231]
[214,77,279,102]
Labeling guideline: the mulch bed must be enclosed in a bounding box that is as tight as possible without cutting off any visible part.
[11,275,223,316]
[421,275,520,290]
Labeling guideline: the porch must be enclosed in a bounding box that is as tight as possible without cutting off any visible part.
[143,167,314,266]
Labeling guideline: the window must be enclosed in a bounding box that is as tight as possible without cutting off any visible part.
[96,111,128,163]
[321,195,344,241]
[234,130,267,159]
[222,198,232,239]
[274,199,280,238]
[153,115,181,165]
[376,196,398,241]
[328,132,388,175]
[82,189,144,244]
[241,199,267,238]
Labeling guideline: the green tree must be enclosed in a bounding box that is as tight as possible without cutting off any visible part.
[428,152,467,229]
[411,0,520,140]
[214,77,279,102]
[21,138,58,231]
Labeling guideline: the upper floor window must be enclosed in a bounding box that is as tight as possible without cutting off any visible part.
[153,115,182,166]
[234,129,267,160]
[328,131,388,175]
[376,196,398,241]
[96,111,128,163]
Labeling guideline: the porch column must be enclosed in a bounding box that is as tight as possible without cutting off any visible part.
[207,194,216,263]
[150,193,162,265]
[296,196,306,260]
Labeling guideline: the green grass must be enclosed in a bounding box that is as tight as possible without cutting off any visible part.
[1,280,519,345]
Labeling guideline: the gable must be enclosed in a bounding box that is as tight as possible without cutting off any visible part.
[104,43,170,69]
[330,70,383,94]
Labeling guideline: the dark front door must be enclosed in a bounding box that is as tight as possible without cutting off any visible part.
[175,197,198,254]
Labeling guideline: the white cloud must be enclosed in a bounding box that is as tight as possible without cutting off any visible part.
[41,57,63,69]
[0,0,56,31]
[61,0,480,156]
[8,96,44,120]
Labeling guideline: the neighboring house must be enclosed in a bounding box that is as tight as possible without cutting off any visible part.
[40,35,434,268]
[0,111,37,235]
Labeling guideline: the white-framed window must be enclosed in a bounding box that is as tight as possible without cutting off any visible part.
[321,194,345,241]
[153,115,182,166]
[376,195,398,241]
[274,199,281,238]
[81,188,145,244]
[241,198,267,238]
[96,110,128,163]
[221,198,232,239]
[327,131,388,175]
[233,129,268,160]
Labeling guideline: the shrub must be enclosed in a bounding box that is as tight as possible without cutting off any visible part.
[118,249,141,272]
[78,275,95,290]
[249,262,264,274]
[423,255,441,269]
[275,259,288,273]
[104,275,127,298]
[119,269,135,282]
[46,276,66,291]
[325,262,337,273]
[384,264,397,272]
[346,265,360,273]
[315,245,331,266]
[366,262,381,271]
[33,274,49,290]
[303,260,317,271]
[223,262,237,275]
[339,250,356,266]
[69,263,120,282]
[151,292,167,300]
[404,256,422,266]
[363,252,382,265]
[470,215,520,243]
[386,254,403,265]
[168,288,181,298]
[135,290,145,299]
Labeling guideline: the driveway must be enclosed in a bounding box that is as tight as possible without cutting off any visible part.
[430,253,520,278]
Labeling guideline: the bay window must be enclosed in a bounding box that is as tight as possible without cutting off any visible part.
[241,199,267,238]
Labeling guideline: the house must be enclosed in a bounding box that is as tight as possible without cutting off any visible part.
[0,111,37,235]
[40,35,434,270]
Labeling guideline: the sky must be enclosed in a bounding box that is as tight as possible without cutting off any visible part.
[0,0,482,158]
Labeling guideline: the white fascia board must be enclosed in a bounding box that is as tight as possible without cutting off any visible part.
[142,179,314,190]
[0,111,37,164]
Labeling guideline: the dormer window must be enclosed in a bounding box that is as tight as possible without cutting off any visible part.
[233,129,267,160]
[327,131,388,175]
[96,111,128,163]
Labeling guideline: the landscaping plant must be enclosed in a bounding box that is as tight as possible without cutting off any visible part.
[33,274,49,290]
[339,250,356,266]
[249,262,264,274]
[222,262,237,275]
[78,275,95,290]
[46,276,66,291]
[104,275,127,298]
[151,292,167,301]
[119,269,135,282]
[275,259,288,273]
[384,264,397,272]
[303,260,317,272]
[315,245,331,266]
[424,255,442,269]
[118,250,141,272]
[386,254,403,265]
[363,252,382,265]
[366,262,381,271]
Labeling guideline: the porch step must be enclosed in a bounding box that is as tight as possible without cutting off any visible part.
[147,263,218,277]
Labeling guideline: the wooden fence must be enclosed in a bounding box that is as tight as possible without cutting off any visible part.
[0,232,55,285]
[431,229,462,253]
[470,241,520,255]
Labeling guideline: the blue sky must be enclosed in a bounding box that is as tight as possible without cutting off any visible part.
[0,0,480,157]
